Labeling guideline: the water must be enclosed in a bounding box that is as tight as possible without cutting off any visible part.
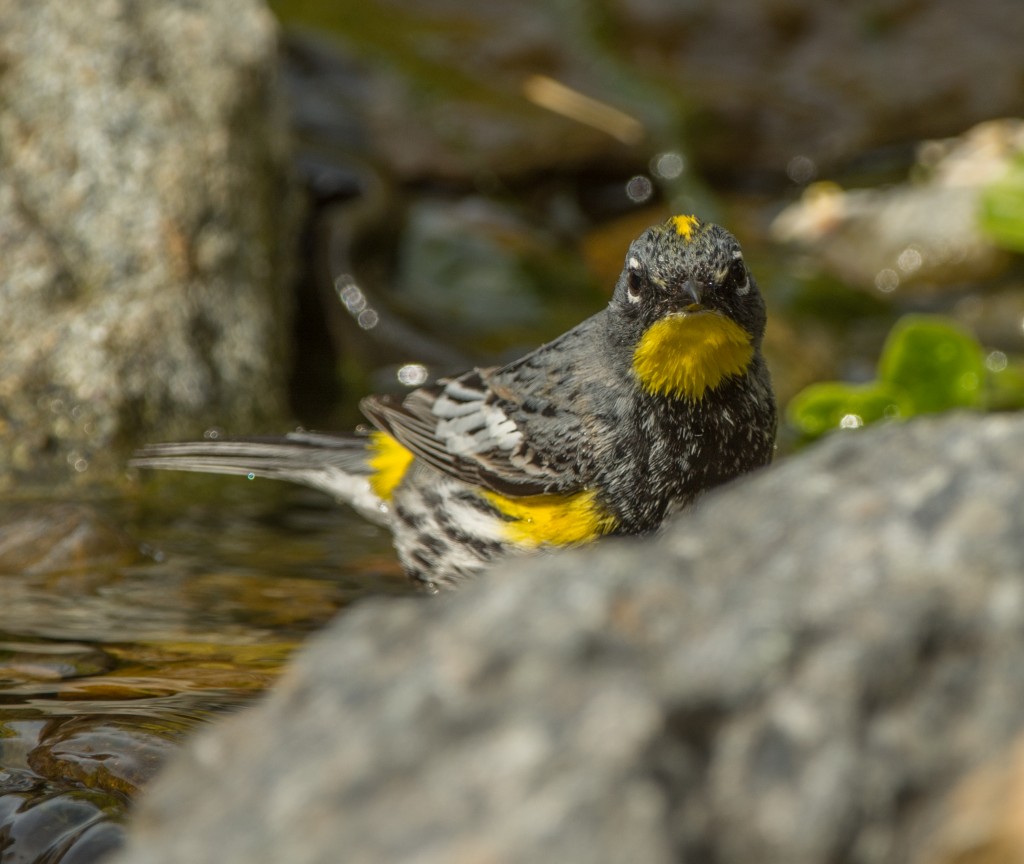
[0,482,418,861]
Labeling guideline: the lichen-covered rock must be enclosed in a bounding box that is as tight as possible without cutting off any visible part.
[0,0,298,484]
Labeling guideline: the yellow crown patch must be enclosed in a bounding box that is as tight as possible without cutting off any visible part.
[670,214,699,241]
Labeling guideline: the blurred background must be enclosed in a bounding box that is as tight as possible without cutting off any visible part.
[1,0,1024,860]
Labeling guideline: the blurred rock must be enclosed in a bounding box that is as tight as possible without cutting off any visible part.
[0,0,299,484]
[0,779,125,864]
[771,120,1024,293]
[0,641,115,681]
[618,2,1024,178]
[0,503,142,575]
[279,1,1024,181]
[110,412,1024,864]
[917,734,1024,864]
[955,287,1024,356]
[28,716,187,799]
[279,23,644,184]
[393,196,600,340]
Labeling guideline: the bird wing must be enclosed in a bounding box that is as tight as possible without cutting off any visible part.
[361,331,600,497]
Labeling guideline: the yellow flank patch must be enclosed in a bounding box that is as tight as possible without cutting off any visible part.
[367,432,414,501]
[670,214,699,241]
[633,311,753,401]
[482,488,617,548]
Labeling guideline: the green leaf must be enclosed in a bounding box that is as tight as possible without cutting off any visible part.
[980,155,1024,253]
[786,380,912,440]
[876,315,985,413]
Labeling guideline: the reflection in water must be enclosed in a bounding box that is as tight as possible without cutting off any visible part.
[0,489,418,861]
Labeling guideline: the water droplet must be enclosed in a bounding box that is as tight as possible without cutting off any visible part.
[397,363,429,387]
[897,246,923,274]
[340,285,366,313]
[651,151,685,180]
[625,175,653,203]
[986,350,1008,373]
[786,154,817,185]
[874,268,899,293]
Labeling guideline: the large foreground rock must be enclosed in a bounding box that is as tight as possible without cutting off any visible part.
[111,413,1024,864]
[0,0,297,483]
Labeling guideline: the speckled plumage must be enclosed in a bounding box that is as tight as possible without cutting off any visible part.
[133,216,777,590]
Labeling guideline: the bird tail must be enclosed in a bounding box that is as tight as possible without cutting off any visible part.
[131,430,390,526]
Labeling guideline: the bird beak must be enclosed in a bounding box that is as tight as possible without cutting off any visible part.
[682,278,702,311]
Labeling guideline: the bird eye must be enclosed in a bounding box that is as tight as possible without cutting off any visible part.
[626,271,643,302]
[728,255,749,295]
[625,257,643,304]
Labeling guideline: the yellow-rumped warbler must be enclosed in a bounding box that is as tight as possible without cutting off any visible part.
[133,215,776,590]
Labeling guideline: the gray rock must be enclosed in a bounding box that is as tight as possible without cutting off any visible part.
[110,413,1024,864]
[0,0,298,483]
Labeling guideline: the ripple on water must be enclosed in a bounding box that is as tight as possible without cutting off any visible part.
[0,489,417,862]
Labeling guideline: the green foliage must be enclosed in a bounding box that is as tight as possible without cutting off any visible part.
[876,316,985,413]
[787,315,1023,442]
[980,153,1024,253]
[786,381,911,437]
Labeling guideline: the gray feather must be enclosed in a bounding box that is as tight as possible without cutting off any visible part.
[131,432,390,526]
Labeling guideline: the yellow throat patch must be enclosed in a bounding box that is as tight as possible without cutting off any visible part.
[482,488,617,548]
[368,432,414,500]
[633,311,753,401]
